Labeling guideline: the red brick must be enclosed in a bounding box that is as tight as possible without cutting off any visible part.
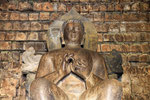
[0,32,5,40]
[95,23,108,32]
[40,12,50,20]
[39,32,47,41]
[110,44,122,51]
[27,32,38,40]
[0,12,9,20]
[58,3,66,12]
[93,12,104,22]
[108,23,119,32]
[130,44,141,52]
[42,22,49,30]
[139,54,150,63]
[12,42,23,50]
[29,13,39,20]
[101,44,111,52]
[0,22,4,30]
[20,13,28,20]
[43,2,54,11]
[123,4,130,11]
[10,12,20,20]
[21,22,30,30]
[80,4,89,12]
[33,2,43,11]
[103,34,114,42]
[120,24,126,32]
[131,3,140,11]
[0,42,11,50]
[3,22,12,30]
[12,51,20,61]
[99,4,107,11]
[13,22,21,30]
[19,2,32,11]
[34,42,46,52]
[128,54,139,62]
[115,4,123,11]
[121,44,130,52]
[15,32,27,41]
[0,3,8,10]
[5,32,15,40]
[141,43,150,53]
[23,42,35,50]
[140,3,149,11]
[122,13,148,21]
[93,4,100,12]
[8,2,18,10]
[107,4,114,11]
[97,34,103,42]
[114,34,124,42]
[105,13,121,21]
[145,33,150,41]
[50,12,60,20]
[126,23,148,32]
[81,13,94,21]
[31,22,42,31]
[135,33,150,42]
[123,33,135,42]
[0,51,12,61]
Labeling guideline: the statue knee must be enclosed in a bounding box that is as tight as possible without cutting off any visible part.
[30,78,54,100]
[105,79,122,100]
[30,78,51,92]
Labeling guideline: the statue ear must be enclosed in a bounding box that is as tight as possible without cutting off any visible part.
[81,34,85,45]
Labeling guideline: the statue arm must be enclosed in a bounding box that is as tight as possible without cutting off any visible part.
[35,53,67,83]
[36,53,55,79]
[92,54,108,80]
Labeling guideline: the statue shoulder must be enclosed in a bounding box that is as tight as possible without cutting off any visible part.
[86,50,104,61]
[42,48,63,58]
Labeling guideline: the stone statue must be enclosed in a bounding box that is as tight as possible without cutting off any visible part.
[30,20,122,100]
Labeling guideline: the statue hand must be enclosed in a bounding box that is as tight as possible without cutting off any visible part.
[62,53,74,71]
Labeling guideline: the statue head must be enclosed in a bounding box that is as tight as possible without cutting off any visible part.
[62,19,85,46]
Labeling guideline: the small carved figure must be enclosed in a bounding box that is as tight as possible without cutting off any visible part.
[30,20,122,100]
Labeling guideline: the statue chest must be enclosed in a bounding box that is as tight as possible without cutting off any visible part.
[57,73,86,100]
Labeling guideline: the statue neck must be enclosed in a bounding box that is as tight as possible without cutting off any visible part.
[65,42,81,48]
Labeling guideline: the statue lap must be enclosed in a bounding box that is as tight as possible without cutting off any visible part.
[30,48,122,100]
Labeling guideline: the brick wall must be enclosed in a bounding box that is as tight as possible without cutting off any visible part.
[0,0,149,100]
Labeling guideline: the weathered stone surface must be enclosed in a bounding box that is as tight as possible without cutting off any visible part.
[40,12,50,20]
[31,22,42,31]
[29,13,38,20]
[27,32,38,40]
[0,32,5,40]
[0,42,11,50]
[5,32,15,40]
[20,13,28,20]
[22,47,42,73]
[15,32,27,41]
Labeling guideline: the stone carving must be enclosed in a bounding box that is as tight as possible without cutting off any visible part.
[30,19,122,100]
[47,8,98,51]
[22,47,42,73]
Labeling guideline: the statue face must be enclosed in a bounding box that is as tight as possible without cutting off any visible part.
[64,21,84,44]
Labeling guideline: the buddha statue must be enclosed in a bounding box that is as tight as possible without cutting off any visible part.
[30,19,122,100]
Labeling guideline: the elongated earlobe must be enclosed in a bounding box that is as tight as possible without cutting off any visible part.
[81,34,85,45]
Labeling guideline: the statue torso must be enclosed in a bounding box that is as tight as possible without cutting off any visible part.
[48,48,94,99]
